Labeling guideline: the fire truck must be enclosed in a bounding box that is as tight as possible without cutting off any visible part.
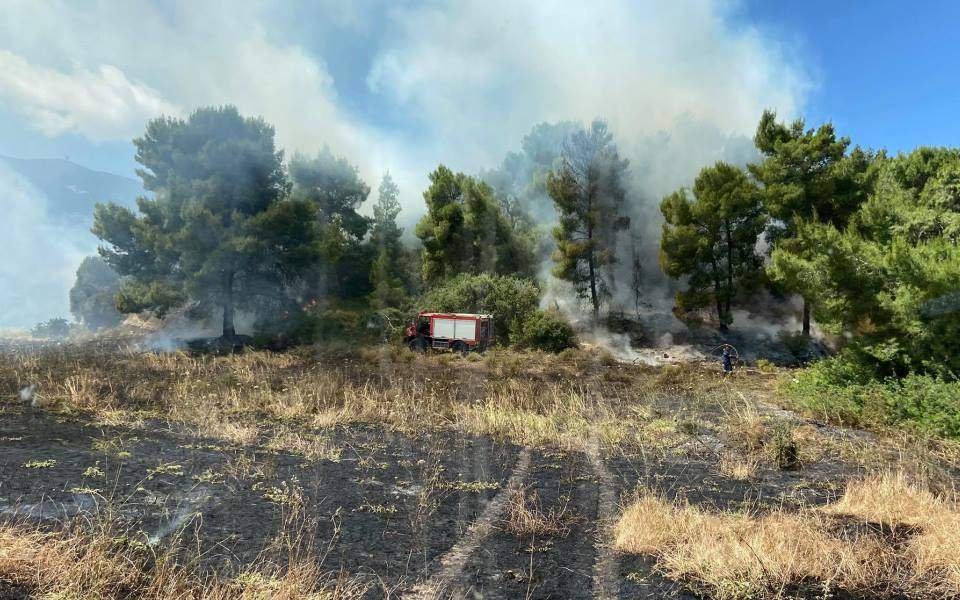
[404,311,495,354]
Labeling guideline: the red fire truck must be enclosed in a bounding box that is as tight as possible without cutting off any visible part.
[403,311,495,354]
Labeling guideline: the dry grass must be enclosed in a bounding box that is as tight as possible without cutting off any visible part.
[0,344,766,452]
[505,488,576,538]
[823,472,960,591]
[0,520,367,599]
[615,472,960,599]
[6,343,960,597]
[616,497,892,598]
[265,428,343,462]
[721,400,767,453]
[717,452,759,480]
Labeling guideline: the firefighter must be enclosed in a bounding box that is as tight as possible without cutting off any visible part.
[403,320,417,342]
[721,344,734,375]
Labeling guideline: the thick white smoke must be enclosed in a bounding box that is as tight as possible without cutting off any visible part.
[0,0,811,332]
[0,0,808,213]
[0,163,91,330]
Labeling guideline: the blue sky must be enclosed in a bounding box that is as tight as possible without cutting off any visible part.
[743,0,960,154]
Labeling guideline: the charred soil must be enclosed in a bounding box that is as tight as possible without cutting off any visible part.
[1,344,957,598]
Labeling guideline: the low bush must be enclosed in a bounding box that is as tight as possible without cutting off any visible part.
[263,300,382,346]
[515,309,577,353]
[785,356,960,439]
[31,318,72,339]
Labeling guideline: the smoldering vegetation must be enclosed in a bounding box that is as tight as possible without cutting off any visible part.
[12,106,808,363]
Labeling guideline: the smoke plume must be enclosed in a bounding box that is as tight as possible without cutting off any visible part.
[0,163,90,330]
[0,0,810,332]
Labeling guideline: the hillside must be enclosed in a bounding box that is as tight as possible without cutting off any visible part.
[0,155,141,225]
[0,156,142,330]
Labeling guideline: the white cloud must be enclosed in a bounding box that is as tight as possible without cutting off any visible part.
[0,0,397,202]
[0,0,809,209]
[0,50,181,141]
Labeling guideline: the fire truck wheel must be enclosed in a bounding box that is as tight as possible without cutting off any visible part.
[451,341,469,357]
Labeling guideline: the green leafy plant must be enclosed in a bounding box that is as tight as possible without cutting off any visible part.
[515,309,577,353]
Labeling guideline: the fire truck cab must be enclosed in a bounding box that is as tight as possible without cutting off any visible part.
[404,311,494,354]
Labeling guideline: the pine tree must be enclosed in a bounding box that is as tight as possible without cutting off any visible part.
[769,147,960,377]
[289,148,373,301]
[369,172,407,309]
[748,110,873,335]
[416,165,535,283]
[547,120,630,318]
[93,106,321,339]
[660,162,765,331]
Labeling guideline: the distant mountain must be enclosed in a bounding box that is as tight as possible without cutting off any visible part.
[0,155,142,226]
[0,156,144,330]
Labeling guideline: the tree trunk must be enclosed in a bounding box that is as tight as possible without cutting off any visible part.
[587,225,599,320]
[802,297,811,337]
[588,255,599,320]
[222,271,236,340]
[716,293,728,332]
[710,255,727,332]
[724,219,734,331]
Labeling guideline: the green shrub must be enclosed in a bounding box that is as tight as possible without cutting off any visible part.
[515,309,577,353]
[887,376,960,438]
[311,307,369,339]
[31,318,72,339]
[259,300,379,346]
[785,356,960,439]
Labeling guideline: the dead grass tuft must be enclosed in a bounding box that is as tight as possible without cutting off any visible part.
[824,472,960,591]
[615,473,960,598]
[505,488,576,538]
[717,453,759,480]
[722,400,767,453]
[824,471,947,526]
[0,507,367,600]
[615,495,891,598]
[266,428,342,462]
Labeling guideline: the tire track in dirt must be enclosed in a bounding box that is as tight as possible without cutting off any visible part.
[405,447,531,599]
[586,435,620,600]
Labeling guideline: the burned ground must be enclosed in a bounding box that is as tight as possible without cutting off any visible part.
[0,344,958,598]
[0,407,519,592]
